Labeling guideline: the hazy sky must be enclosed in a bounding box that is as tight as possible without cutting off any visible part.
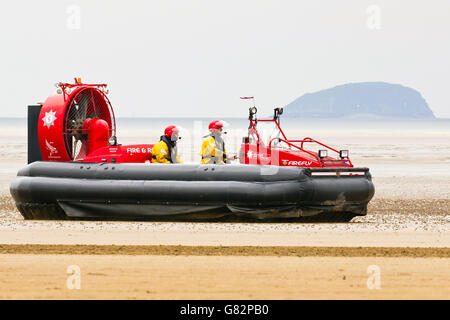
[1,0,449,118]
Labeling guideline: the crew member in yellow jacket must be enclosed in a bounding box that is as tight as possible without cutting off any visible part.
[151,125,183,164]
[200,120,227,164]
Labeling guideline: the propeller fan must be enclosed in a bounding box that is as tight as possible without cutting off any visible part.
[64,87,115,160]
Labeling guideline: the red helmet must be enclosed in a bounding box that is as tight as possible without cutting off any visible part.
[208,120,224,131]
[164,125,179,140]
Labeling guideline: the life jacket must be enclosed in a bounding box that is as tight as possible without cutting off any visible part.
[201,134,227,164]
[152,136,179,163]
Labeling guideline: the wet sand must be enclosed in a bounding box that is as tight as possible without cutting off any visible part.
[1,197,448,248]
[1,195,448,299]
[0,129,448,299]
[1,244,449,257]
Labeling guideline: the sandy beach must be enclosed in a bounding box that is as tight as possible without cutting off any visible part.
[1,254,448,300]
[0,123,449,299]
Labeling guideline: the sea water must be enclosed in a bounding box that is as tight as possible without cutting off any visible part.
[0,116,449,169]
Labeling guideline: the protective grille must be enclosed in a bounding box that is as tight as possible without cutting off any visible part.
[64,88,115,160]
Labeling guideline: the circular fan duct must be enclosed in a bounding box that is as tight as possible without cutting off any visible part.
[38,83,116,161]
[64,87,115,160]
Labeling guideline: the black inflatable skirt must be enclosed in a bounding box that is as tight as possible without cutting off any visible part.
[10,162,375,222]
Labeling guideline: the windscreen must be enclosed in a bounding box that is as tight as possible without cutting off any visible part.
[257,121,282,146]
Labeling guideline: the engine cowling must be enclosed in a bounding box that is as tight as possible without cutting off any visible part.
[37,83,115,162]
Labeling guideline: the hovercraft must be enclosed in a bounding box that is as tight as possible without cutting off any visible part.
[10,79,375,222]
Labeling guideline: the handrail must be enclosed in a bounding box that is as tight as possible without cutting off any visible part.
[300,137,340,154]
[299,137,352,166]
[57,83,107,89]
[308,167,369,172]
[269,138,319,160]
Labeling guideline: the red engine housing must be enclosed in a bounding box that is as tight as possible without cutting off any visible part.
[37,80,154,164]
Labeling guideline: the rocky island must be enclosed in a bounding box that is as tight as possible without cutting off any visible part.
[283,82,435,118]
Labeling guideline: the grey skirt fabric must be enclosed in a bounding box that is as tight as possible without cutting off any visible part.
[10,162,375,222]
